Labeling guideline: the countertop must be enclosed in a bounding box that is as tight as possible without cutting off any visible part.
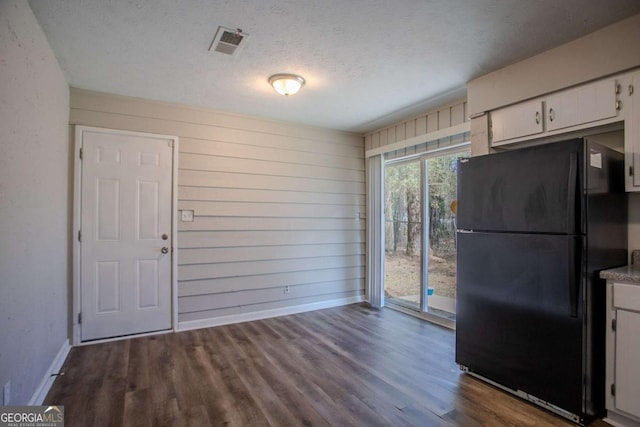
[600,265,640,282]
[599,249,640,282]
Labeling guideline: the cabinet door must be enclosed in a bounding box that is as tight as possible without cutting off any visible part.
[490,99,543,144]
[546,78,618,132]
[615,309,640,419]
[628,71,640,190]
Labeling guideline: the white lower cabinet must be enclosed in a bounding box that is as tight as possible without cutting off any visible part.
[607,281,640,426]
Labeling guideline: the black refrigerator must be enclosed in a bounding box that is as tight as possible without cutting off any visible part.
[455,138,627,424]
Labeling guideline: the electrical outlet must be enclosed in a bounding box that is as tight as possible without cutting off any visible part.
[283,285,290,294]
[181,210,194,222]
[3,381,10,405]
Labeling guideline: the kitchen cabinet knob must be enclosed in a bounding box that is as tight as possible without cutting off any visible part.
[535,111,540,124]
[161,247,169,254]
[549,108,555,122]
[630,85,635,96]
[616,100,622,111]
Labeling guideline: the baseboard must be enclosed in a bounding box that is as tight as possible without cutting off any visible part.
[177,295,364,332]
[605,411,640,427]
[28,339,71,405]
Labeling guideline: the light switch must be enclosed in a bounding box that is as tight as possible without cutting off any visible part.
[181,210,194,222]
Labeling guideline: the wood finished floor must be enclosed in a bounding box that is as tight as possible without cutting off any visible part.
[45,304,611,426]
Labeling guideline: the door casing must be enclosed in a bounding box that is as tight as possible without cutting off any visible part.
[72,126,179,345]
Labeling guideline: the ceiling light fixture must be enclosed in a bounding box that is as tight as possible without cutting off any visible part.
[268,74,305,96]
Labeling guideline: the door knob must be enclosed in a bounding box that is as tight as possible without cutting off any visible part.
[162,233,168,240]
[161,247,169,254]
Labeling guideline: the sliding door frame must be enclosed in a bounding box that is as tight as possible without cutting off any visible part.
[382,143,470,327]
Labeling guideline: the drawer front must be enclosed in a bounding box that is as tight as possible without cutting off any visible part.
[613,282,640,311]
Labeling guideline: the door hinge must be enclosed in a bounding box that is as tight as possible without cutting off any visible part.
[79,148,83,159]
[611,383,616,396]
[612,318,616,331]
[78,312,82,324]
[78,230,82,242]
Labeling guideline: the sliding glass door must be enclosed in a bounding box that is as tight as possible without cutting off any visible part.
[384,159,422,310]
[384,149,469,321]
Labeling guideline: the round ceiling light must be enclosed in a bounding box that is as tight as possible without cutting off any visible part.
[268,73,305,96]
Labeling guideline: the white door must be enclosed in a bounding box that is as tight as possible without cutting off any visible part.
[79,128,174,341]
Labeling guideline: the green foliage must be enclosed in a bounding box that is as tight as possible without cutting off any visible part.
[384,150,469,255]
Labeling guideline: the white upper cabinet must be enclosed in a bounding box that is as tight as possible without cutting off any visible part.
[489,76,622,147]
[486,68,640,191]
[545,78,618,132]
[490,99,543,143]
[626,70,640,191]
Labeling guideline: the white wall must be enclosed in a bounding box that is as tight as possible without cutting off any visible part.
[0,1,70,404]
[69,89,365,328]
[467,13,640,116]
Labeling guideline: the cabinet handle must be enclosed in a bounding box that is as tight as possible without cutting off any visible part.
[616,83,621,95]
[616,100,621,111]
[630,85,635,96]
[549,108,555,122]
[535,111,540,124]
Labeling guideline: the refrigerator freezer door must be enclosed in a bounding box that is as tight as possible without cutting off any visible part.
[457,139,583,234]
[456,232,584,416]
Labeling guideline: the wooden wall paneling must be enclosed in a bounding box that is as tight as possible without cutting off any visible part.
[178,170,365,194]
[178,255,364,282]
[180,138,364,171]
[416,115,427,136]
[405,119,416,139]
[178,187,365,206]
[178,280,364,313]
[427,112,439,134]
[177,217,364,233]
[70,110,363,158]
[438,108,452,147]
[178,243,365,265]
[371,133,380,149]
[71,88,363,146]
[177,290,363,323]
[70,89,365,326]
[365,135,373,151]
[177,201,361,219]
[380,129,388,147]
[451,104,465,126]
[395,123,406,142]
[179,267,365,296]
[178,153,363,182]
[178,230,364,249]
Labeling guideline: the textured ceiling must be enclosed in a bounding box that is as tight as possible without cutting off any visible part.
[28,0,640,133]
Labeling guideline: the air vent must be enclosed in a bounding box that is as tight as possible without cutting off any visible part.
[208,26,248,56]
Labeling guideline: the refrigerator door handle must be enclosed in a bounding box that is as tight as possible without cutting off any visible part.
[566,152,578,234]
[568,238,579,318]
